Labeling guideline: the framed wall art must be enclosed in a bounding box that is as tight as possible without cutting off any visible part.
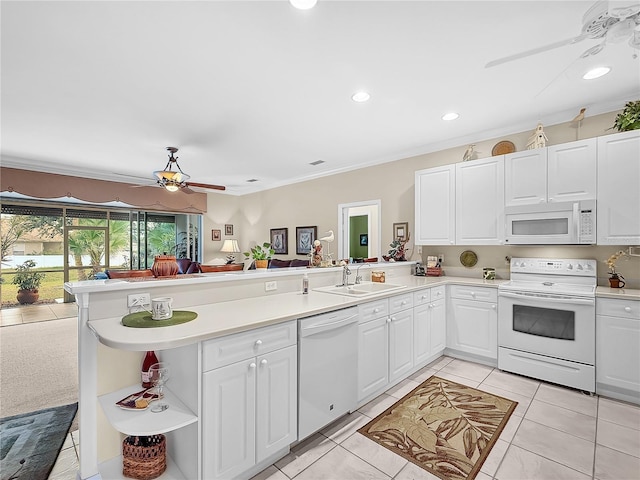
[393,222,409,241]
[225,224,234,236]
[296,226,317,255]
[212,229,221,241]
[270,228,288,255]
[360,234,368,246]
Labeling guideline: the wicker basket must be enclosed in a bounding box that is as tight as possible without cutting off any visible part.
[426,267,442,277]
[122,435,167,480]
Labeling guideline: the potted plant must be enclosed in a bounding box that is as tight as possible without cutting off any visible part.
[611,100,640,132]
[11,260,46,304]
[244,242,275,269]
[605,250,627,288]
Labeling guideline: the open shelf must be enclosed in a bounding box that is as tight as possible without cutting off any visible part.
[98,385,198,436]
[99,454,186,480]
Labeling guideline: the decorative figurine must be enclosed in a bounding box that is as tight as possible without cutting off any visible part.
[311,240,323,267]
[526,123,548,150]
[462,144,477,162]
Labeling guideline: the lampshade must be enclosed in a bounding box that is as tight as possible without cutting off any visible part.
[220,239,240,253]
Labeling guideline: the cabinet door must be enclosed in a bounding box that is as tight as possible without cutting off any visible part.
[256,346,297,462]
[547,138,596,202]
[415,165,455,245]
[203,360,256,480]
[429,298,446,356]
[456,156,505,244]
[448,299,497,360]
[596,315,640,393]
[389,309,414,382]
[358,317,389,401]
[413,304,430,366]
[597,130,640,245]
[504,149,547,206]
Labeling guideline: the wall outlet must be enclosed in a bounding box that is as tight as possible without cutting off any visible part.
[265,281,277,292]
[417,246,422,255]
[128,293,150,307]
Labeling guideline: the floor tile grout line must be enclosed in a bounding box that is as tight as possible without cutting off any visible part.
[507,442,597,479]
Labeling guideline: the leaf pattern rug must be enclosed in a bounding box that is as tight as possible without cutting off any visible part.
[358,376,517,480]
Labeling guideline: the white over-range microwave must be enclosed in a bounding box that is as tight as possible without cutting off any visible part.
[504,199,596,245]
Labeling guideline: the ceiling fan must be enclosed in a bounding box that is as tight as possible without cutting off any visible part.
[153,147,225,193]
[485,0,640,68]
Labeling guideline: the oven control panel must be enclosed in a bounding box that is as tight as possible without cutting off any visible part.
[510,258,596,276]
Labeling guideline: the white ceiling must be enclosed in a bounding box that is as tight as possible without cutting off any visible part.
[2,1,639,195]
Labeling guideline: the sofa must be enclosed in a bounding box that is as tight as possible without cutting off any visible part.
[176,258,202,274]
[268,259,310,268]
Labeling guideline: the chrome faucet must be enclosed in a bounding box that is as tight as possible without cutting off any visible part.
[355,263,368,284]
[339,265,352,286]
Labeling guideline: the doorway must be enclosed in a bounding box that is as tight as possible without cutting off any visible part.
[338,200,381,261]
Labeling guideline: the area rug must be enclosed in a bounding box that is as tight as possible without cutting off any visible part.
[358,376,517,480]
[0,403,78,480]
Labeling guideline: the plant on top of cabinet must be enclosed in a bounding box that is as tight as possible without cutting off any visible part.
[611,100,640,132]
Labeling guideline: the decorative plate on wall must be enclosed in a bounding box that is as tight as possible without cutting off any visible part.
[491,140,516,156]
[459,250,478,268]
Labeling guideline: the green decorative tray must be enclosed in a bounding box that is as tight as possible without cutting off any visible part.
[122,310,198,328]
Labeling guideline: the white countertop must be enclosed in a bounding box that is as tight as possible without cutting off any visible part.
[595,286,640,300]
[86,275,505,351]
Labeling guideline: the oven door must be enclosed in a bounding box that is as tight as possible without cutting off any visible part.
[498,290,595,364]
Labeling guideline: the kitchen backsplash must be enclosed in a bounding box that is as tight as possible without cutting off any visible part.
[419,245,639,289]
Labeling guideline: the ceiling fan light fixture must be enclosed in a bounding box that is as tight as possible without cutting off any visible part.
[289,0,317,10]
[442,112,459,121]
[582,66,611,79]
[164,183,180,193]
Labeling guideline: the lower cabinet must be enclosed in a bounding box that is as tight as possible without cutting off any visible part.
[413,286,446,366]
[357,294,414,402]
[448,285,498,363]
[596,297,640,405]
[202,322,297,480]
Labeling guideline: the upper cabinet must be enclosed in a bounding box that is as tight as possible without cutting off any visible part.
[415,165,455,245]
[504,149,548,206]
[597,130,640,245]
[504,139,596,207]
[455,156,505,245]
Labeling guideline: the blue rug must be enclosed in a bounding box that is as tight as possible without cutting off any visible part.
[0,403,78,480]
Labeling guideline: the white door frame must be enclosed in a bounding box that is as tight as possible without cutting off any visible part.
[337,199,381,261]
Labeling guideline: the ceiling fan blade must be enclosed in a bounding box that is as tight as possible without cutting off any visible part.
[186,182,226,191]
[485,33,591,68]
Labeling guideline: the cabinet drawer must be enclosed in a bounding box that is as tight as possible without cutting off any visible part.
[359,299,389,324]
[597,298,640,320]
[203,321,296,371]
[450,285,497,303]
[389,293,413,314]
[413,289,430,305]
[431,286,445,302]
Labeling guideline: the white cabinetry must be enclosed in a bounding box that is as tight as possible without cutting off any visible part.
[202,321,297,480]
[596,297,640,405]
[357,293,414,402]
[415,165,455,245]
[505,139,596,207]
[456,156,505,245]
[413,286,446,366]
[547,138,597,202]
[448,285,498,364]
[597,130,640,245]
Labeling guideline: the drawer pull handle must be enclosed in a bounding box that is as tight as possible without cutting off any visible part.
[387,318,391,323]
[260,359,268,366]
[373,308,380,313]
[401,300,407,305]
[625,307,632,312]
[421,295,428,300]
[249,362,256,369]
[255,340,263,346]
[492,304,496,309]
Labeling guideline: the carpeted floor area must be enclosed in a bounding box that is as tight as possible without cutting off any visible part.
[0,317,78,423]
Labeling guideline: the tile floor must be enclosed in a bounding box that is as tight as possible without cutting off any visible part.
[34,354,640,480]
[0,302,78,327]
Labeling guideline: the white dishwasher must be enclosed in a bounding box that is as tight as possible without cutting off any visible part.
[298,307,358,440]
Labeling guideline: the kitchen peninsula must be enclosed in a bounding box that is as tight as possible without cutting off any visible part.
[65,263,639,480]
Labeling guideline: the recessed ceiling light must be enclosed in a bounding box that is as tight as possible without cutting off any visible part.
[351,91,371,103]
[289,0,317,10]
[582,66,611,80]
[442,112,459,121]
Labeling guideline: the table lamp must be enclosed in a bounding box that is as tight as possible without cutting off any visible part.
[220,239,240,264]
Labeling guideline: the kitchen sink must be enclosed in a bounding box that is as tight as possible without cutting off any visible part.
[314,282,406,297]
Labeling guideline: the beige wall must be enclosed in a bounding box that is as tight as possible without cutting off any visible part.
[202,110,639,288]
